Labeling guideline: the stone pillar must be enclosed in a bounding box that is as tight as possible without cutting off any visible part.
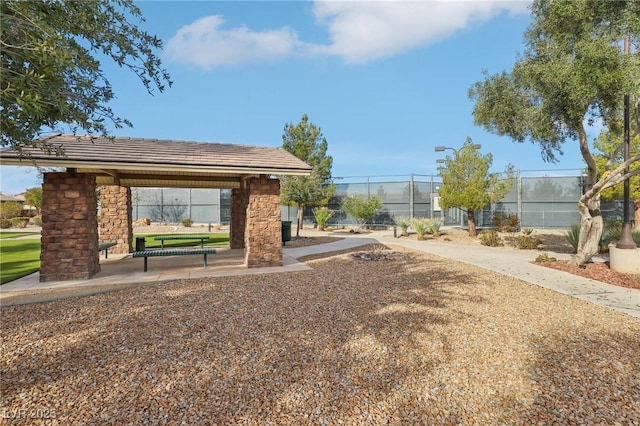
[99,185,132,254]
[230,187,249,249]
[40,172,100,282]
[244,175,282,268]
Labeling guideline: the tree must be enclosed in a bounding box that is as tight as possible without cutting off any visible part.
[280,114,334,237]
[437,138,514,237]
[340,195,383,231]
[1,0,172,155]
[469,0,640,264]
[593,109,640,224]
[24,187,43,215]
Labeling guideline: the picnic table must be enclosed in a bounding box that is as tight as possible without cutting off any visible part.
[153,235,211,249]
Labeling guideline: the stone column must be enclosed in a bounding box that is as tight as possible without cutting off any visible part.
[244,175,282,267]
[99,185,132,254]
[230,187,249,249]
[40,172,100,282]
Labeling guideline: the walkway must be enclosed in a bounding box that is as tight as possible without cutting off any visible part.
[1,230,638,319]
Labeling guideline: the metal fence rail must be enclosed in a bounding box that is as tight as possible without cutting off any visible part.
[129,171,629,229]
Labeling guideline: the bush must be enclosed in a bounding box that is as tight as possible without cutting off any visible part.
[427,219,442,236]
[340,196,383,230]
[0,201,23,220]
[493,212,520,232]
[535,253,557,263]
[32,215,42,226]
[606,222,640,247]
[181,218,193,227]
[515,228,541,250]
[0,219,11,229]
[313,207,334,231]
[10,217,29,228]
[411,218,431,240]
[565,224,580,254]
[394,217,411,237]
[479,229,503,246]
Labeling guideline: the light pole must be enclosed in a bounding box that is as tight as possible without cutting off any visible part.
[434,144,481,154]
[617,35,636,249]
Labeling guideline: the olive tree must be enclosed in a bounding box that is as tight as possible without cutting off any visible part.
[1,0,172,155]
[469,0,640,264]
[437,138,514,237]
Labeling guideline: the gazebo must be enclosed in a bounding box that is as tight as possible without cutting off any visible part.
[0,134,312,282]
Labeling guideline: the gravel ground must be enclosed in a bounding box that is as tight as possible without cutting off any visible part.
[2,247,639,425]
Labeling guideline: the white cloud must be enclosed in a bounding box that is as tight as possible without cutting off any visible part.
[164,15,302,69]
[164,1,531,69]
[311,0,531,63]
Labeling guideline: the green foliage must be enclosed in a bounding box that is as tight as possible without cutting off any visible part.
[479,230,503,247]
[427,219,442,236]
[280,114,335,208]
[593,126,640,203]
[0,201,23,219]
[411,218,431,240]
[535,253,557,263]
[24,187,42,213]
[10,217,28,228]
[1,0,172,153]
[469,0,640,190]
[0,219,11,229]
[181,218,193,227]
[493,212,520,232]
[515,229,542,250]
[32,215,42,226]
[565,224,581,254]
[605,222,640,247]
[394,217,411,236]
[340,196,383,230]
[438,137,514,215]
[312,207,334,230]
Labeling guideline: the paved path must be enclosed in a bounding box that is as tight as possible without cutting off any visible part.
[285,231,640,320]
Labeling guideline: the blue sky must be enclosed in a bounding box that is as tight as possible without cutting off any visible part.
[1,0,595,195]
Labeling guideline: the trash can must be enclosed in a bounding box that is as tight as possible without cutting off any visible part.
[135,237,146,252]
[281,221,292,245]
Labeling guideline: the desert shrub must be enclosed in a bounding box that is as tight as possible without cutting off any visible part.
[535,253,557,263]
[0,201,23,220]
[0,219,11,229]
[479,229,503,246]
[313,207,334,231]
[181,218,193,227]
[10,217,29,228]
[493,212,520,232]
[394,217,410,236]
[565,224,580,254]
[427,219,442,236]
[32,215,42,226]
[341,196,383,230]
[411,218,431,240]
[606,223,640,247]
[515,228,541,250]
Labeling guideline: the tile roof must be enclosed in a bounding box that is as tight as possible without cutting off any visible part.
[0,134,312,175]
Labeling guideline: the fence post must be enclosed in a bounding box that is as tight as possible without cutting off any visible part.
[409,174,414,219]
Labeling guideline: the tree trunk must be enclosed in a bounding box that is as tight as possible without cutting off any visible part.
[296,204,304,237]
[570,193,603,265]
[467,210,477,237]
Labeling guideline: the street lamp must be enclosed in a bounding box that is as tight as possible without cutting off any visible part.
[617,35,636,249]
[434,144,482,153]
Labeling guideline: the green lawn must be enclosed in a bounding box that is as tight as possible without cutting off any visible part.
[0,232,41,285]
[0,232,230,285]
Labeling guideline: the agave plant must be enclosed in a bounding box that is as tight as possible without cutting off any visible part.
[394,217,411,237]
[411,218,431,241]
[312,207,334,231]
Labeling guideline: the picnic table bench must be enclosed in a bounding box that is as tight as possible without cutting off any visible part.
[132,248,217,272]
[98,242,117,258]
[153,235,211,249]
